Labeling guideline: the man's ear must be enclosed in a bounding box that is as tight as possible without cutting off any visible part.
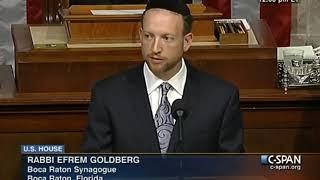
[183,33,193,52]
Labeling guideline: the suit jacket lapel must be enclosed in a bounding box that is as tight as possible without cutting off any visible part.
[167,62,201,153]
[126,65,160,153]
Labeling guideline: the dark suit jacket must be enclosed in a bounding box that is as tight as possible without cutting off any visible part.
[82,62,244,153]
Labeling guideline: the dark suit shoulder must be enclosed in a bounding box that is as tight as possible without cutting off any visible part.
[191,66,238,94]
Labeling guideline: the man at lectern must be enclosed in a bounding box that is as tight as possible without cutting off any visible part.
[82,0,244,153]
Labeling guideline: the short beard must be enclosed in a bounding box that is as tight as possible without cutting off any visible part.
[146,60,181,80]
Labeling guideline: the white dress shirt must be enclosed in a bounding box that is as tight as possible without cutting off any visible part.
[143,59,187,123]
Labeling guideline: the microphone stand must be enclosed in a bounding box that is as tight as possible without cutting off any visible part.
[171,99,186,180]
[175,110,184,180]
[176,113,184,153]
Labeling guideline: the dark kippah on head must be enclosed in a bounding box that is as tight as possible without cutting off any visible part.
[145,0,191,16]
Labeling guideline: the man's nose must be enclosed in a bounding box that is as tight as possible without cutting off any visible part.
[152,38,162,54]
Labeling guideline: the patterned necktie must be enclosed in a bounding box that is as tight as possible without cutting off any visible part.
[154,82,174,153]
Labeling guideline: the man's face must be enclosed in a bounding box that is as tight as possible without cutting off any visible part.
[140,9,192,80]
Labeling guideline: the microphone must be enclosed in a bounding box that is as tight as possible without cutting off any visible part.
[171,99,187,152]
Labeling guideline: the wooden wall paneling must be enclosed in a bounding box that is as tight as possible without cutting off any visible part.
[0,112,87,133]
[242,108,320,152]
[244,128,317,153]
[16,61,141,92]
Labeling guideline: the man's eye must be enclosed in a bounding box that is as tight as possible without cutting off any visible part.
[144,34,152,39]
[163,36,173,41]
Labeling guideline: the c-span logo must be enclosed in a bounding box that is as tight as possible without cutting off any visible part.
[260,155,302,171]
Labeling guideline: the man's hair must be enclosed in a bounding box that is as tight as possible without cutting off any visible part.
[182,14,193,35]
[140,0,193,35]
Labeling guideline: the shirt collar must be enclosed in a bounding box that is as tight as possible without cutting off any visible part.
[143,58,187,96]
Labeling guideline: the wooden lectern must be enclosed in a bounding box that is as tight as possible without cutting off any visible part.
[61,4,222,45]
